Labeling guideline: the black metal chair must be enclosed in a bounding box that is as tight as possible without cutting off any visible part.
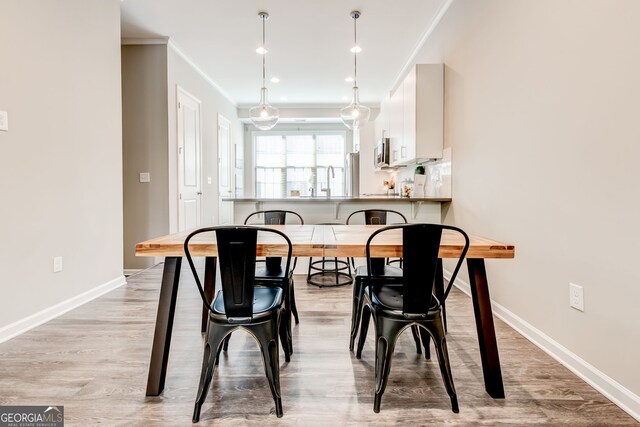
[221,210,302,356]
[346,209,422,356]
[307,222,353,287]
[346,209,407,269]
[245,210,303,325]
[184,226,291,422]
[355,223,469,414]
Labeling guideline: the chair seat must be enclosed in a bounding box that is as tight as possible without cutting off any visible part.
[366,285,439,313]
[255,264,288,279]
[355,264,403,277]
[211,288,283,318]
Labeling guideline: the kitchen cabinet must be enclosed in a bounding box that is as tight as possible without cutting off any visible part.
[389,85,404,165]
[374,95,390,144]
[401,64,444,162]
[375,64,443,166]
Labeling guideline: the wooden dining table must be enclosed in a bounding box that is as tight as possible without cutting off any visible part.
[136,224,515,399]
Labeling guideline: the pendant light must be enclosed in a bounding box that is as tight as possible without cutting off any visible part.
[249,12,279,130]
[340,11,370,130]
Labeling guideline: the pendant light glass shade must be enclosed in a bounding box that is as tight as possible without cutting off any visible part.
[250,12,279,130]
[340,86,370,130]
[341,11,369,130]
[249,87,279,130]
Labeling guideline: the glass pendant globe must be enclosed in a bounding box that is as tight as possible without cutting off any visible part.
[249,87,279,130]
[340,86,370,130]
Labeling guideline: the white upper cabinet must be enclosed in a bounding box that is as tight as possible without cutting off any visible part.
[404,64,444,162]
[374,94,390,144]
[374,64,443,166]
[375,64,444,166]
[389,86,404,165]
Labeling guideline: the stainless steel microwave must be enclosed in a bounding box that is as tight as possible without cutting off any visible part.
[374,138,390,167]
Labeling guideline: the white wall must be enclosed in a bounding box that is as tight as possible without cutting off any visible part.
[411,0,640,414]
[0,0,124,331]
[121,44,169,270]
[167,44,243,230]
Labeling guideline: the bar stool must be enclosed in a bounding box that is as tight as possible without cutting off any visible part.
[307,223,353,287]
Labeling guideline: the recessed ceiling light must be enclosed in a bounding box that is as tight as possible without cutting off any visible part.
[350,45,362,53]
[280,96,288,101]
[341,96,349,101]
[270,77,280,83]
[345,76,354,82]
[255,46,268,54]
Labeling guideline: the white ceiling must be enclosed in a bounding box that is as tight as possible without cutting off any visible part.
[120,0,448,107]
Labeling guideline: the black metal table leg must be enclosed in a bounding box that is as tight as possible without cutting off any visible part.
[467,258,505,398]
[201,257,217,333]
[146,257,182,396]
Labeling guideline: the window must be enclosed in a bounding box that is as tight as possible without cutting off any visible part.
[254,131,346,198]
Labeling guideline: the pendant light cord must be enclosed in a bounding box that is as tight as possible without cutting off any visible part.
[353,14,357,88]
[262,15,266,89]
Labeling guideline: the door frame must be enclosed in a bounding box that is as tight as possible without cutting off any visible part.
[176,85,203,232]
[217,113,233,225]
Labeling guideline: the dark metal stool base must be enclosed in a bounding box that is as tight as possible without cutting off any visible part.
[307,257,353,287]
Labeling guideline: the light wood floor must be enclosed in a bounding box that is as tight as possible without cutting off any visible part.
[0,264,636,426]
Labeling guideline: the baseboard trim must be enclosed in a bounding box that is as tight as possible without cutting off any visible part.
[124,269,143,277]
[0,275,127,344]
[443,269,640,422]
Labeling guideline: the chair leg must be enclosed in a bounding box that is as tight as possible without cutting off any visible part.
[429,319,459,413]
[334,257,339,286]
[255,318,283,418]
[419,327,432,360]
[280,278,293,356]
[289,278,300,325]
[278,310,291,363]
[373,318,401,413]
[193,327,227,423]
[411,326,422,355]
[222,335,230,352]
[349,278,365,351]
[356,304,371,359]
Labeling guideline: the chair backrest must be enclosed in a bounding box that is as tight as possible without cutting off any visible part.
[244,210,304,225]
[365,224,469,314]
[245,210,302,271]
[184,226,293,321]
[346,209,408,225]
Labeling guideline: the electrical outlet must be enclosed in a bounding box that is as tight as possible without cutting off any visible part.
[0,110,8,131]
[139,172,151,183]
[207,176,212,184]
[53,256,63,273]
[569,283,584,311]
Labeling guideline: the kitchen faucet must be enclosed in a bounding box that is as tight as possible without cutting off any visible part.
[322,166,335,198]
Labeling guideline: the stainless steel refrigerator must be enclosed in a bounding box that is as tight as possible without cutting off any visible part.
[345,152,360,197]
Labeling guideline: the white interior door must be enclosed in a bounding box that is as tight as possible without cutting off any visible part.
[177,88,202,232]
[218,114,233,225]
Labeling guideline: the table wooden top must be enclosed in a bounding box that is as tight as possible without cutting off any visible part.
[135,225,514,259]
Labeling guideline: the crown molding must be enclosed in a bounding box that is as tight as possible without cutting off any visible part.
[167,39,236,106]
[389,0,454,92]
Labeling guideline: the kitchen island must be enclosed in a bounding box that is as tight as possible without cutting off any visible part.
[221,195,451,225]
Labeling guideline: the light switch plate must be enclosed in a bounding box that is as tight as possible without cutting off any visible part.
[0,110,8,131]
[53,256,63,273]
[207,176,212,184]
[139,172,151,183]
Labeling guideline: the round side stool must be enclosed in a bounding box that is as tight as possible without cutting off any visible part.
[307,223,353,287]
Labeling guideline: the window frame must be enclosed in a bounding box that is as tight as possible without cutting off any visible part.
[251,129,348,198]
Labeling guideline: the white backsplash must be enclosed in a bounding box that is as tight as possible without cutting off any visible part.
[425,147,452,198]
[392,147,452,198]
